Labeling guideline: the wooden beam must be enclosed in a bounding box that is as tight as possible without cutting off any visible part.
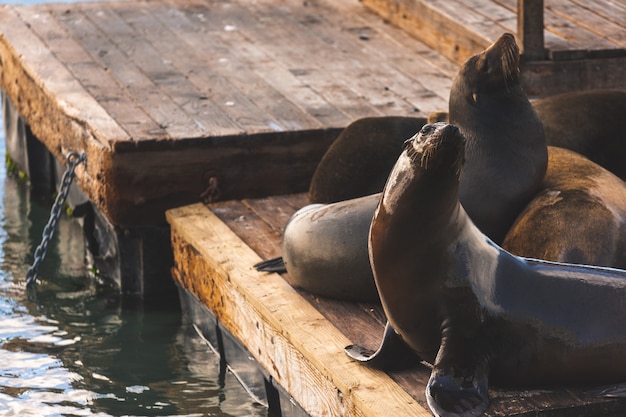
[521,55,626,97]
[518,0,545,61]
[167,203,432,417]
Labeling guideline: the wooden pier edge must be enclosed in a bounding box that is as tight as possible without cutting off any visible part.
[167,203,431,417]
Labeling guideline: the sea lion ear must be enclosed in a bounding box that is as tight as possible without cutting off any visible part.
[426,366,489,417]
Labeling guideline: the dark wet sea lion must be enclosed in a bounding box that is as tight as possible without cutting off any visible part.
[533,89,626,181]
[449,32,547,244]
[308,116,426,203]
[502,146,626,268]
[347,122,626,417]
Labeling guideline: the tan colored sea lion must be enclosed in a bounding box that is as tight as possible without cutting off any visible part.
[502,146,626,268]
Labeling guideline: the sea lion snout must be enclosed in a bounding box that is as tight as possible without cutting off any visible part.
[408,123,466,173]
[475,33,520,85]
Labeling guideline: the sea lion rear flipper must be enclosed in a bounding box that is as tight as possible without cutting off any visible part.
[253,257,287,273]
[344,322,421,370]
[425,364,489,417]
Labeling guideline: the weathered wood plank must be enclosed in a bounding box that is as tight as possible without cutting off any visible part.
[0,6,127,147]
[53,4,222,141]
[13,5,163,142]
[167,203,432,417]
[164,0,334,130]
[570,0,626,31]
[181,0,388,121]
[545,0,626,48]
[141,3,307,132]
[521,56,626,97]
[361,0,493,64]
[267,0,450,114]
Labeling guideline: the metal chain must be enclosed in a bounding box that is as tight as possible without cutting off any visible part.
[25,151,86,288]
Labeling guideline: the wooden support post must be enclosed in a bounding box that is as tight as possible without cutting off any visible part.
[518,0,545,61]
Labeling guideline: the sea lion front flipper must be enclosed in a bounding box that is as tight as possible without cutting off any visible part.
[426,367,489,417]
[253,257,287,273]
[344,322,421,371]
[425,338,489,417]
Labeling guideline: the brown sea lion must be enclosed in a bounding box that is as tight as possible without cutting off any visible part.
[533,89,626,181]
[346,122,626,417]
[502,146,626,268]
[308,116,427,203]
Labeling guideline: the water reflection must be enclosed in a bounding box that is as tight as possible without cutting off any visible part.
[0,119,266,415]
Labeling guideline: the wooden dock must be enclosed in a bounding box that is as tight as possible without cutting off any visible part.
[0,0,457,294]
[1,0,624,413]
[1,0,625,295]
[167,197,626,417]
[0,0,457,228]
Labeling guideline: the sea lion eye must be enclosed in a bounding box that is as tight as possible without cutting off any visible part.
[472,92,478,103]
[419,124,436,137]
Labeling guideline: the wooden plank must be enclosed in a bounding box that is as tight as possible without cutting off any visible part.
[361,0,492,65]
[0,6,127,147]
[52,4,224,141]
[518,0,545,60]
[266,0,450,114]
[88,3,247,136]
[167,203,432,417]
[344,2,460,93]
[140,2,314,132]
[131,0,330,131]
[163,0,336,130]
[495,0,624,58]
[180,0,390,120]
[521,55,626,97]
[489,0,578,52]
[572,0,626,31]
[545,0,626,49]
[13,5,164,142]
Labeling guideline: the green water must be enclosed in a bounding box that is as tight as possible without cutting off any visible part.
[0,97,266,417]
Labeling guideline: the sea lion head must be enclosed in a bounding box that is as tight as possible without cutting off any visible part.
[405,122,466,178]
[452,33,520,103]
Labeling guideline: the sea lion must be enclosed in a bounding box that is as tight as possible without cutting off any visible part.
[533,89,626,181]
[502,146,626,269]
[279,194,380,302]
[448,32,547,244]
[346,122,626,417]
[308,116,427,203]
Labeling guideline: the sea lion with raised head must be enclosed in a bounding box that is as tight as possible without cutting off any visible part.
[448,32,547,244]
[346,122,626,417]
